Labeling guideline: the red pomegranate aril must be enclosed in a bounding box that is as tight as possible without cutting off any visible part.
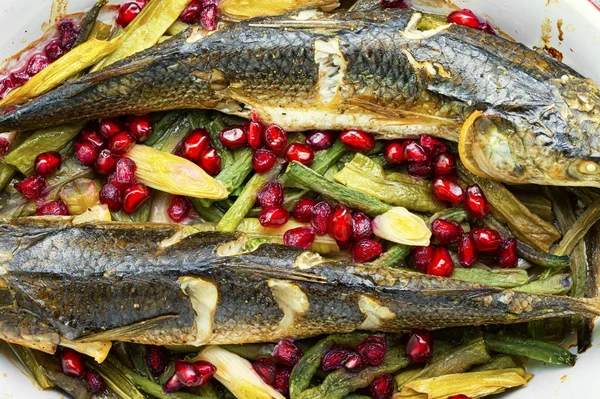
[273,338,303,366]
[117,2,143,28]
[37,200,69,216]
[200,147,222,175]
[352,239,383,262]
[381,0,408,8]
[427,247,454,277]
[447,9,480,28]
[357,336,387,366]
[80,130,107,150]
[175,360,202,387]
[470,228,502,252]
[336,238,353,251]
[109,131,136,155]
[274,365,292,396]
[85,370,107,394]
[26,53,50,76]
[168,196,192,222]
[180,0,202,23]
[75,140,100,166]
[194,360,217,386]
[200,3,218,31]
[420,135,448,157]
[95,150,117,175]
[433,152,456,176]
[44,38,65,61]
[403,140,429,163]
[58,20,79,50]
[339,129,375,152]
[412,245,434,271]
[285,143,314,165]
[252,148,278,174]
[0,137,9,156]
[293,197,317,223]
[112,157,137,190]
[431,218,464,245]
[246,118,264,149]
[99,118,124,139]
[448,395,471,399]
[284,226,316,249]
[126,115,153,141]
[60,348,86,378]
[498,237,518,268]
[305,130,335,151]
[321,346,354,371]
[406,329,433,363]
[14,175,45,200]
[384,141,405,164]
[310,201,332,235]
[369,374,395,399]
[220,126,247,148]
[458,233,478,267]
[10,69,30,86]
[407,162,433,178]
[0,77,15,99]
[264,124,288,155]
[145,345,169,377]
[327,204,353,242]
[252,357,276,386]
[163,374,183,393]
[34,151,62,176]
[343,352,364,372]
[352,211,373,240]
[258,207,290,227]
[100,183,122,211]
[257,182,284,209]
[464,184,490,218]
[180,129,210,162]
[432,176,464,204]
[478,21,496,35]
[123,183,151,213]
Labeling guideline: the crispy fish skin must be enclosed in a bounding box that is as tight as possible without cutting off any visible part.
[1,220,600,353]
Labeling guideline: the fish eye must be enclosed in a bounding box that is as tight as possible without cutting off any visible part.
[578,161,600,175]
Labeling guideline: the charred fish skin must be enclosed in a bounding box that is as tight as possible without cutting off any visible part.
[1,220,600,354]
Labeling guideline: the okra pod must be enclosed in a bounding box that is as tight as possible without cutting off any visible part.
[483,333,577,366]
[8,343,55,389]
[512,274,572,295]
[368,244,411,268]
[471,355,519,372]
[451,267,529,288]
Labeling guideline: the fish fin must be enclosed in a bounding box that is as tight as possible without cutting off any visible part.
[248,16,360,31]
[76,315,179,343]
[576,296,600,317]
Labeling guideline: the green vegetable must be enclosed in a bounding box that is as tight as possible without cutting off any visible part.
[0,163,16,192]
[553,197,600,257]
[483,333,577,366]
[512,191,554,222]
[471,355,519,372]
[90,357,146,399]
[368,244,411,268]
[73,0,108,48]
[427,208,468,226]
[201,114,235,169]
[451,267,529,288]
[512,274,572,295]
[8,343,54,389]
[191,200,225,222]
[282,140,347,188]
[145,111,185,146]
[152,113,194,153]
[221,343,276,360]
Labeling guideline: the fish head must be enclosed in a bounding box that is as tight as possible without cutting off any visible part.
[459,76,600,187]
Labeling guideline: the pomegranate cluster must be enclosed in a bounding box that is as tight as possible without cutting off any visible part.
[251,338,303,395]
[60,348,107,394]
[163,359,217,393]
[180,0,219,31]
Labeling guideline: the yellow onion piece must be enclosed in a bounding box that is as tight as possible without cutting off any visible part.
[59,178,100,215]
[372,207,431,246]
[72,204,112,225]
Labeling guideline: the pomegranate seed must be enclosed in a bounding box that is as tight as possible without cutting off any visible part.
[478,21,496,35]
[257,181,284,209]
[194,360,217,386]
[57,20,78,50]
[117,2,143,28]
[321,346,354,371]
[384,141,405,164]
[34,151,62,176]
[95,150,117,175]
[163,374,183,393]
[80,130,107,150]
[369,374,395,399]
[200,3,218,31]
[458,233,478,267]
[285,143,314,165]
[403,140,429,163]
[498,238,518,268]
[99,183,122,211]
[37,200,68,216]
[246,117,264,149]
[339,129,375,152]
[252,357,276,386]
[357,336,387,366]
[274,365,292,396]
[433,152,456,176]
[60,348,86,378]
[145,346,169,377]
[14,175,45,200]
[432,176,464,204]
[258,207,290,227]
[470,228,502,252]
[112,157,137,190]
[199,147,222,175]
[343,352,364,372]
[175,360,202,387]
[0,137,10,156]
[447,9,480,28]
[11,70,29,86]
[464,184,490,218]
[273,338,303,366]
[305,130,335,151]
[220,126,247,148]
[420,135,448,157]
[411,246,434,271]
[293,197,317,222]
[284,226,316,249]
[179,129,210,162]
[336,238,353,251]
[126,115,153,142]
[109,131,136,155]
[328,204,353,242]
[252,148,277,174]
[75,140,100,166]
[352,239,383,262]
[26,54,49,76]
[99,118,124,139]
[44,38,65,61]
[407,162,433,178]
[180,0,202,23]
[381,0,408,8]
[264,124,288,155]
[405,329,433,363]
[352,211,373,240]
[431,218,464,245]
[85,370,106,394]
[427,247,454,277]
[0,77,15,99]
[448,395,471,399]
[310,201,332,235]
[123,183,151,213]
[168,196,192,222]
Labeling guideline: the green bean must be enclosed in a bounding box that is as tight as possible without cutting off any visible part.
[0,163,16,192]
[470,355,519,372]
[483,333,577,366]
[201,113,234,169]
[73,0,108,48]
[8,343,54,389]
[145,111,184,146]
[128,344,153,380]
[153,113,193,153]
[393,369,422,388]
[512,191,554,222]
[190,200,225,223]
[368,244,411,268]
[221,343,276,360]
[427,208,468,226]
[451,267,529,288]
[512,274,572,295]
[343,395,371,399]
[553,197,600,257]
[90,357,146,399]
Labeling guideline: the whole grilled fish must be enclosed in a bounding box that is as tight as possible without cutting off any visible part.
[0,8,599,186]
[1,219,599,358]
